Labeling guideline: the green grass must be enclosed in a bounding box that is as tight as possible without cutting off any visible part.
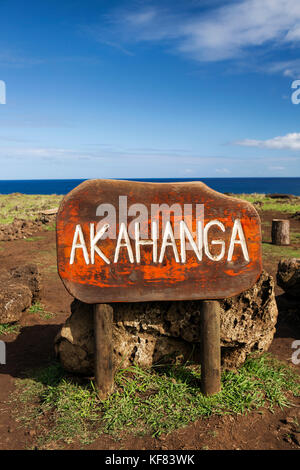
[28,302,44,315]
[291,232,300,243]
[0,215,14,224]
[237,194,300,214]
[12,364,100,446]
[0,194,62,225]
[0,323,20,336]
[0,193,298,226]
[262,242,300,259]
[35,262,58,275]
[11,354,300,447]
[44,222,56,232]
[24,236,44,242]
[28,302,55,320]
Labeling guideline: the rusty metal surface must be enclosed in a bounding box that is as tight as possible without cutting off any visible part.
[56,179,262,303]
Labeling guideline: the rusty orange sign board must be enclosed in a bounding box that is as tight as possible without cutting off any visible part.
[56,179,262,303]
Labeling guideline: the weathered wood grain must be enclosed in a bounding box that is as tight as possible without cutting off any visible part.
[200,300,221,396]
[271,219,290,246]
[94,303,114,400]
[56,179,262,303]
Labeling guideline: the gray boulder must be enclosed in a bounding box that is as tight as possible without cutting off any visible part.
[0,264,40,324]
[10,264,41,302]
[0,280,32,323]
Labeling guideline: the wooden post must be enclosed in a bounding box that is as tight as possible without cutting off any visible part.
[271,219,290,246]
[200,300,221,396]
[93,303,114,400]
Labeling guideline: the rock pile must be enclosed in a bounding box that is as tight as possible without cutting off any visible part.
[55,270,278,374]
[0,215,55,241]
[0,264,41,323]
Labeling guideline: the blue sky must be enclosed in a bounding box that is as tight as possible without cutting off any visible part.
[1,0,300,179]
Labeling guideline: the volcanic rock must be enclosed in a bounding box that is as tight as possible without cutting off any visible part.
[55,270,278,374]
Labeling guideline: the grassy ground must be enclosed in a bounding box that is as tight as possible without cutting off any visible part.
[10,354,300,448]
[0,194,63,224]
[0,323,20,335]
[262,242,300,259]
[0,193,299,226]
[28,302,56,320]
[1,192,299,448]
[238,194,300,214]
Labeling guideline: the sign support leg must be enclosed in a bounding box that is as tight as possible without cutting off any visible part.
[93,303,114,400]
[200,300,221,396]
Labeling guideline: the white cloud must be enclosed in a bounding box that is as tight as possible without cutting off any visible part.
[269,166,285,170]
[107,0,300,62]
[264,59,300,78]
[235,132,300,150]
[285,25,300,41]
[126,9,157,26]
[1,143,298,177]
[0,144,217,164]
[0,147,101,161]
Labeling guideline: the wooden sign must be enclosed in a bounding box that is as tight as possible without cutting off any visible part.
[56,179,262,303]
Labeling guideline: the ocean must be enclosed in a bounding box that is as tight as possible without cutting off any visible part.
[0,177,299,196]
